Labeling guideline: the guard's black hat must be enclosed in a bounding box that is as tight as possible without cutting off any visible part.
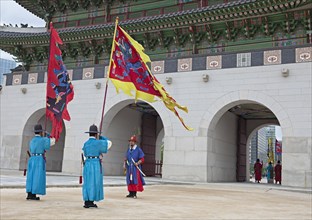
[85,124,100,134]
[34,124,44,133]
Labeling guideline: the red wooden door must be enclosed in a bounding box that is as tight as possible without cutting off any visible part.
[140,113,157,176]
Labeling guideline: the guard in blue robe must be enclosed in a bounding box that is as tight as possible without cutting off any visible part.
[124,135,145,199]
[267,161,273,183]
[82,124,112,208]
[26,124,55,200]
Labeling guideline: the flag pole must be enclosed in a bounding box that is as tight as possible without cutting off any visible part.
[99,17,119,133]
[44,22,53,133]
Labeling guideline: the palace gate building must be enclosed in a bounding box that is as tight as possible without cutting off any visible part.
[0,0,311,188]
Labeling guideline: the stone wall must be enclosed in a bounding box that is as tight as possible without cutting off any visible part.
[0,56,311,187]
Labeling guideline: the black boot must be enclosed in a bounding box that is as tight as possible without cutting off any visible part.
[89,201,98,208]
[26,193,40,200]
[133,191,137,199]
[26,192,32,200]
[84,201,97,208]
[32,194,40,200]
[84,201,91,208]
[126,191,134,198]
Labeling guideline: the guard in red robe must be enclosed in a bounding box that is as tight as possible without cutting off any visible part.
[254,159,263,183]
[274,160,282,184]
[123,135,145,199]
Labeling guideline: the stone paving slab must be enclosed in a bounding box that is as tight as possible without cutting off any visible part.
[0,169,164,188]
[1,169,311,219]
[1,169,311,194]
[1,184,311,220]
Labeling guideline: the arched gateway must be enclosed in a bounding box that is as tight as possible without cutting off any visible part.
[202,91,283,182]
[0,0,311,188]
[19,108,66,172]
[98,99,165,176]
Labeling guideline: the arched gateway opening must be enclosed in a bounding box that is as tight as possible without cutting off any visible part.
[101,100,164,177]
[207,101,280,182]
[248,125,283,184]
[19,108,66,172]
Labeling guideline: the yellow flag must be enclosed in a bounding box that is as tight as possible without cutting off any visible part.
[108,19,193,131]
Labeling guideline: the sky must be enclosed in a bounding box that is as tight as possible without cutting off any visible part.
[0,0,45,60]
[275,126,282,141]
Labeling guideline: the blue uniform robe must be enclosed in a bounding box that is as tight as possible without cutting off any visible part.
[26,136,51,195]
[125,146,146,186]
[82,136,109,202]
[267,163,273,180]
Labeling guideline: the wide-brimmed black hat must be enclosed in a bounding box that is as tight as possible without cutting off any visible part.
[85,124,101,134]
[33,124,44,133]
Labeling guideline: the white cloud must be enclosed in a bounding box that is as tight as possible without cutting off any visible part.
[0,0,46,60]
[0,50,15,60]
[0,0,45,27]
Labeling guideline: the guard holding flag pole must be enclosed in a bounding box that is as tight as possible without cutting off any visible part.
[82,124,112,208]
[123,135,146,199]
[26,124,55,200]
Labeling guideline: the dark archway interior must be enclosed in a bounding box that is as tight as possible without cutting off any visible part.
[102,101,164,176]
[228,104,276,119]
[127,102,163,176]
[128,101,159,116]
[226,103,280,182]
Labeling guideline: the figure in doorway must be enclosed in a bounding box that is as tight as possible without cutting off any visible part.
[26,124,55,200]
[253,158,263,183]
[274,160,282,184]
[123,135,145,199]
[266,161,274,183]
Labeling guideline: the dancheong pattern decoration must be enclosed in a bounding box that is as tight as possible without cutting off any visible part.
[0,0,311,71]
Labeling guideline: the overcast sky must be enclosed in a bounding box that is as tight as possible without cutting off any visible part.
[275,127,282,141]
[0,0,45,60]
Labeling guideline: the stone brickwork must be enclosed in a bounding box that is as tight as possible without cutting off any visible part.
[1,49,311,188]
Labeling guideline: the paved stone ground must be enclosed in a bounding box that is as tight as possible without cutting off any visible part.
[1,169,311,219]
[1,183,311,220]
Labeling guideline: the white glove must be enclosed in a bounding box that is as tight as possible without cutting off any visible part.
[50,138,56,146]
[107,140,112,150]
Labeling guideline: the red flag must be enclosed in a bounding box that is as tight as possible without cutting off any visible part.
[275,139,282,154]
[46,23,74,141]
[108,21,193,131]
